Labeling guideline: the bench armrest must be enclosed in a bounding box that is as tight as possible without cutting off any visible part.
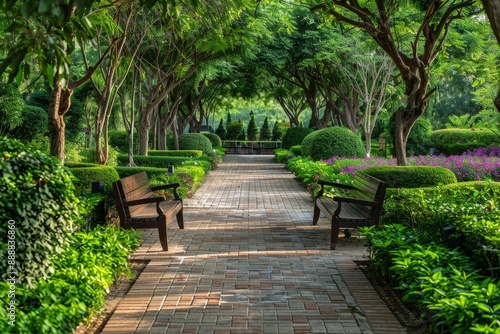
[316,179,355,197]
[151,183,181,200]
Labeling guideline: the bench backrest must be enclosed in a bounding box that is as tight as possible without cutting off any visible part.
[113,172,153,221]
[349,172,387,222]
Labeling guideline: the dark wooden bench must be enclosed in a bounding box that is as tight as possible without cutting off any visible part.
[312,172,387,250]
[113,172,184,251]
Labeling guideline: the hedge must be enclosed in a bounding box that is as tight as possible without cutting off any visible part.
[149,150,203,157]
[363,166,457,188]
[68,166,120,196]
[431,128,499,155]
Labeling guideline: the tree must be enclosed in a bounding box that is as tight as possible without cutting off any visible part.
[478,1,500,111]
[260,117,272,140]
[315,0,476,165]
[0,83,23,135]
[247,115,259,140]
[216,118,226,140]
[272,120,287,141]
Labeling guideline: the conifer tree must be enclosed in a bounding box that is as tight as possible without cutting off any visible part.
[260,117,272,140]
[247,115,259,140]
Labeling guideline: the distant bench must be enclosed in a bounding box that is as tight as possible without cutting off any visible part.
[312,172,387,250]
[113,172,184,251]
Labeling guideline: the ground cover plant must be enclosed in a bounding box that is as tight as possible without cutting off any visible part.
[0,137,142,333]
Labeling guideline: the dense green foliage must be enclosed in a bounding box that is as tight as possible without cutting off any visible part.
[385,117,433,156]
[108,130,137,153]
[301,127,366,161]
[202,132,222,148]
[431,128,499,155]
[0,137,83,287]
[363,166,457,188]
[178,133,213,155]
[0,83,24,136]
[0,225,140,333]
[68,166,120,196]
[361,224,500,333]
[9,105,48,143]
[282,127,314,150]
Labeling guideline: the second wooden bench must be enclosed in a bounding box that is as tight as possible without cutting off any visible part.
[312,172,387,250]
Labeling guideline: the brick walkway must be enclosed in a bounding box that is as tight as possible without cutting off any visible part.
[101,155,406,334]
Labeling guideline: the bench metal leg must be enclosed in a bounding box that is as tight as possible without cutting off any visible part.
[158,215,169,251]
[330,216,341,250]
[312,202,321,225]
[176,208,184,229]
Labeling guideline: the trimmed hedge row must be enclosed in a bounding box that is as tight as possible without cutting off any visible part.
[149,150,203,157]
[431,128,498,155]
[363,166,457,188]
[117,155,212,171]
[69,166,120,196]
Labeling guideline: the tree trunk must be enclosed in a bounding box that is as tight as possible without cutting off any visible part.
[48,83,73,165]
[482,0,500,111]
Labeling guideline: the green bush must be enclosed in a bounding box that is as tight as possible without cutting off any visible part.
[282,127,314,150]
[0,83,24,136]
[363,166,457,188]
[361,224,500,333]
[178,133,213,155]
[301,126,366,161]
[385,117,433,156]
[431,128,499,155]
[202,132,222,147]
[149,150,203,157]
[0,225,140,333]
[274,149,294,163]
[68,166,120,196]
[0,137,83,287]
[289,145,302,156]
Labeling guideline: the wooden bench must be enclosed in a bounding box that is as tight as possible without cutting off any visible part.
[113,172,184,251]
[312,172,387,250]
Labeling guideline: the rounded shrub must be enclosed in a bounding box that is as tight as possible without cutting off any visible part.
[363,166,457,188]
[178,133,213,155]
[68,166,120,196]
[10,105,48,142]
[282,127,315,150]
[0,137,83,287]
[202,132,222,148]
[301,126,366,161]
[431,128,498,155]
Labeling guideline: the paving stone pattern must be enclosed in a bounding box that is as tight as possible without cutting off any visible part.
[101,155,406,334]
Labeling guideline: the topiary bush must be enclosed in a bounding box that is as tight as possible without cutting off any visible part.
[289,145,302,156]
[178,133,213,155]
[301,126,366,161]
[282,127,315,150]
[363,166,457,188]
[431,128,499,155]
[118,155,212,172]
[68,166,120,196]
[0,137,83,287]
[202,132,222,148]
